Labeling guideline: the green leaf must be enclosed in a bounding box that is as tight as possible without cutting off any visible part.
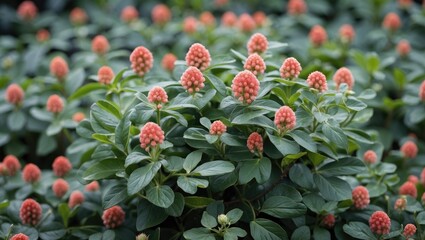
[417,211,425,225]
[201,211,218,229]
[345,97,367,112]
[183,150,203,173]
[165,192,184,217]
[39,222,66,240]
[343,222,376,240]
[225,228,247,239]
[125,151,150,167]
[98,100,122,119]
[313,227,330,240]
[205,73,227,96]
[46,121,62,136]
[357,89,376,100]
[289,164,315,189]
[200,117,211,129]
[68,83,106,101]
[291,226,310,240]
[7,111,26,131]
[322,123,348,149]
[220,133,244,147]
[238,158,271,184]
[250,218,288,240]
[91,133,113,144]
[267,133,300,156]
[127,162,161,195]
[184,228,215,240]
[177,176,209,194]
[82,158,124,181]
[268,41,288,49]
[318,157,365,176]
[314,174,351,201]
[58,203,71,227]
[185,196,215,208]
[136,199,168,231]
[230,49,247,61]
[193,89,217,109]
[232,110,269,125]
[103,183,128,209]
[261,196,306,218]
[146,185,175,208]
[227,208,243,224]
[192,161,235,176]
[288,130,317,152]
[115,112,131,152]
[37,133,57,156]
[65,68,85,96]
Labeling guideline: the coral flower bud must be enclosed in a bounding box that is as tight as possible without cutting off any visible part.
[339,24,355,43]
[17,1,37,21]
[399,181,417,198]
[221,11,238,27]
[210,120,227,135]
[420,80,425,101]
[130,46,154,77]
[91,35,110,55]
[148,86,168,109]
[20,199,42,226]
[5,84,24,105]
[3,155,21,176]
[288,0,307,15]
[244,53,266,76]
[247,33,268,55]
[403,224,416,238]
[309,25,327,47]
[52,178,69,198]
[363,150,377,164]
[121,6,138,23]
[247,132,263,154]
[98,66,115,85]
[400,140,418,159]
[180,66,206,94]
[369,211,391,235]
[200,11,216,27]
[231,70,260,104]
[238,14,256,33]
[85,181,100,192]
[151,4,171,25]
[333,67,354,90]
[22,163,41,183]
[274,106,296,132]
[69,190,85,208]
[52,156,72,177]
[36,29,50,42]
[397,39,411,57]
[382,12,401,31]
[139,122,165,150]
[10,233,29,240]
[352,186,370,209]
[321,214,335,228]
[69,7,88,25]
[50,56,69,80]
[161,53,177,72]
[280,57,302,80]
[102,206,125,229]
[185,43,211,71]
[253,11,267,27]
[183,16,198,34]
[46,94,64,113]
[394,197,407,211]
[72,112,85,123]
[306,71,328,92]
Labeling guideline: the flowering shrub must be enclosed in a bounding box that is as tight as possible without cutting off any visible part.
[1,1,425,240]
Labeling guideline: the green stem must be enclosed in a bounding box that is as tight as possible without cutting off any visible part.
[156,109,161,125]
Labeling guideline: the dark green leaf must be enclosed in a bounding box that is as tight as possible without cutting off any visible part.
[82,158,124,181]
[177,176,209,194]
[192,161,235,176]
[7,111,26,131]
[185,196,215,208]
[314,174,351,201]
[136,199,168,231]
[261,196,306,218]
[183,150,203,173]
[68,83,106,101]
[250,218,288,240]
[201,211,217,229]
[146,185,175,208]
[127,162,161,195]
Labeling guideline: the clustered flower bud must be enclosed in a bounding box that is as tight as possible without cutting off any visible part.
[102,206,125,229]
[403,224,417,238]
[130,46,154,77]
[121,6,138,23]
[180,66,205,94]
[46,94,64,113]
[98,66,115,85]
[339,24,355,43]
[238,14,256,32]
[52,178,69,198]
[17,1,37,21]
[5,84,24,105]
[399,181,417,198]
[352,186,370,209]
[200,11,216,27]
[139,122,165,150]
[306,71,328,92]
[244,53,266,76]
[309,25,327,47]
[36,29,50,42]
[148,86,168,109]
[247,33,268,55]
[85,181,100,192]
[221,11,238,27]
[3,155,21,176]
[151,4,171,25]
[69,190,85,208]
[217,214,229,225]
[280,57,302,80]
[91,35,110,55]
[69,7,88,25]
[253,11,267,27]
[333,67,354,90]
[394,197,407,211]
[185,43,211,71]
[73,112,85,123]
[288,0,307,15]
[210,120,227,136]
[408,175,419,184]
[321,214,335,228]
[247,132,263,154]
[231,70,260,104]
[161,53,177,72]
[400,140,418,159]
[20,198,42,226]
[22,163,41,183]
[136,233,149,240]
[274,106,296,133]
[183,17,198,34]
[369,211,391,235]
[397,39,411,57]
[10,233,29,240]
[382,12,401,31]
[50,56,69,80]
[52,156,72,177]
[363,150,377,164]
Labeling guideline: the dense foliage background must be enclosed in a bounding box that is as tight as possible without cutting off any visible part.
[0,0,425,239]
